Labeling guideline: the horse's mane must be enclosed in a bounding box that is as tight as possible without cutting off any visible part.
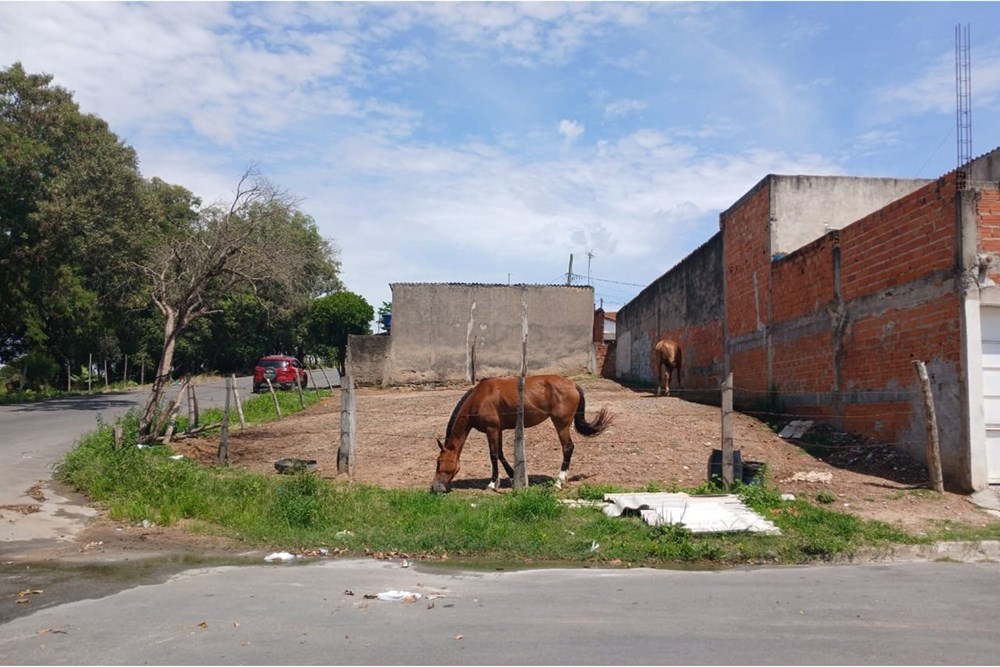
[445,386,476,443]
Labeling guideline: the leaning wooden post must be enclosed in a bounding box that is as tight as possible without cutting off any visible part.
[231,374,246,429]
[721,372,735,488]
[88,353,93,392]
[317,364,335,391]
[512,286,529,489]
[185,373,199,433]
[266,378,282,419]
[218,374,231,466]
[338,374,356,475]
[155,377,189,440]
[294,369,305,409]
[113,423,123,451]
[912,360,945,493]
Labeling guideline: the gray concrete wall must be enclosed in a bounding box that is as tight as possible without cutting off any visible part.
[387,283,595,384]
[770,176,930,256]
[346,334,391,386]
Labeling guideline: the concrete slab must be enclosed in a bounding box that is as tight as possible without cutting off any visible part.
[602,492,781,534]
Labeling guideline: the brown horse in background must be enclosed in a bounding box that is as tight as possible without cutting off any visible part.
[431,375,614,493]
[653,338,682,396]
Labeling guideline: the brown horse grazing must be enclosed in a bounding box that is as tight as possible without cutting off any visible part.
[431,374,614,493]
[653,338,682,396]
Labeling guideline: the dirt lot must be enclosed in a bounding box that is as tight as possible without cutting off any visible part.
[168,376,999,535]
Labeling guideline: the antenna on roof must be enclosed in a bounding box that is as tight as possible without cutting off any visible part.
[956,23,972,185]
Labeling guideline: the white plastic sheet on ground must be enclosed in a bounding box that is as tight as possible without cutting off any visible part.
[376,590,422,602]
[603,493,780,534]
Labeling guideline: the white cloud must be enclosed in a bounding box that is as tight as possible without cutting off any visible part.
[558,120,585,146]
[604,99,647,118]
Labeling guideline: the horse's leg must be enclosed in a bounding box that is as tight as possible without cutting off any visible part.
[495,431,515,481]
[664,363,672,396]
[486,429,502,491]
[553,421,575,490]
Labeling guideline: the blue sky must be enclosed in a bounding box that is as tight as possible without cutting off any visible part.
[4,2,1000,315]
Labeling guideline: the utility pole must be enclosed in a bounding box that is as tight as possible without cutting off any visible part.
[566,254,574,285]
[586,249,595,285]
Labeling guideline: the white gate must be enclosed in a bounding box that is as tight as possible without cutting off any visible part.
[980,306,1000,483]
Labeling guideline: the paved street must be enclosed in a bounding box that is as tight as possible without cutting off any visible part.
[1,558,1000,665]
[0,376,255,546]
[2,375,999,665]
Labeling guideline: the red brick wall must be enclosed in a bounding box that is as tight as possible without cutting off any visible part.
[978,188,1000,279]
[723,182,773,395]
[761,175,962,448]
[724,182,772,339]
[839,177,958,301]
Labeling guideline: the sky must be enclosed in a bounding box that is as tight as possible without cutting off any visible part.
[4,2,1000,318]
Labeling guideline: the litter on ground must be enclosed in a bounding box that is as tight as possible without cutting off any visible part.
[264,551,296,562]
[376,590,422,602]
[778,420,814,439]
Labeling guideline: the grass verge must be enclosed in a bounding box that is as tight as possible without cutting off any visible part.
[57,402,1000,567]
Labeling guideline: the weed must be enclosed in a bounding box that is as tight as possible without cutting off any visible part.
[816,491,837,504]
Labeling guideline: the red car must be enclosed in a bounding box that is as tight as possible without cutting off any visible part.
[253,355,308,393]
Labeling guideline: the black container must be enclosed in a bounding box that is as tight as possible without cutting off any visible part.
[707,448,743,484]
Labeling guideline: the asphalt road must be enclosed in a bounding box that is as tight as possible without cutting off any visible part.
[1,558,999,665]
[3,373,1000,665]
[0,376,257,545]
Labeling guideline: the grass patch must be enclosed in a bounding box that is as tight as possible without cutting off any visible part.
[56,413,987,567]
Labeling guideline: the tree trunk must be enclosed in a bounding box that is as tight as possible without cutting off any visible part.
[139,308,182,441]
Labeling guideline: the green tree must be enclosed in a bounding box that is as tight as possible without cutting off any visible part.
[0,62,154,375]
[308,291,374,374]
[135,166,341,440]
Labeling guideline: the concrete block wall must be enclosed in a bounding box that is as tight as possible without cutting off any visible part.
[387,283,595,385]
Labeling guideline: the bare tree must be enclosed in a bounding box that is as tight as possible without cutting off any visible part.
[136,166,310,441]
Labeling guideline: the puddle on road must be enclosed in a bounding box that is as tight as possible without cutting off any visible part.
[0,552,255,625]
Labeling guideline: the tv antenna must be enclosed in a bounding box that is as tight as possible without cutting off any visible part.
[956,23,972,182]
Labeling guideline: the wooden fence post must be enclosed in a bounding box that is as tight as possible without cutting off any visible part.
[912,360,945,493]
[721,372,735,488]
[512,286,529,489]
[113,423,123,450]
[266,378,282,419]
[185,373,199,433]
[218,375,231,466]
[88,353,93,392]
[155,377,189,441]
[122,354,128,385]
[294,369,305,409]
[231,374,246,429]
[338,374,356,475]
[316,364,335,391]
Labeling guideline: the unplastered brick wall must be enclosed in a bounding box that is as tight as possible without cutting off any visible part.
[839,177,958,301]
[723,181,773,394]
[978,188,1000,280]
[723,182,772,342]
[765,174,964,473]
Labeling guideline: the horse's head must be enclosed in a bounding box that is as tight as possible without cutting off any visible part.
[431,438,460,493]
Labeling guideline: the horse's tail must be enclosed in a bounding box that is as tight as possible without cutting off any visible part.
[573,383,614,437]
